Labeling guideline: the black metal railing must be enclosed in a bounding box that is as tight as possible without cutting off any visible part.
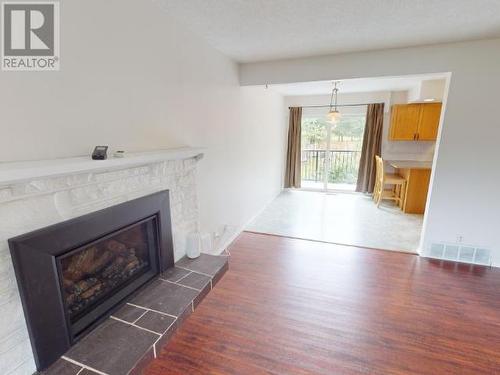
[301,149,361,184]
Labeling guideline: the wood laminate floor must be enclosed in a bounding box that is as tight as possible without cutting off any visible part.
[145,232,500,375]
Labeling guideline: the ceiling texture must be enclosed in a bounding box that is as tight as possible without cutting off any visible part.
[156,0,500,63]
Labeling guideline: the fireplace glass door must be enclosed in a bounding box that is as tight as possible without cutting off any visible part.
[58,216,160,338]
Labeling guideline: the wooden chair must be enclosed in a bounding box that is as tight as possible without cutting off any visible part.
[373,156,406,207]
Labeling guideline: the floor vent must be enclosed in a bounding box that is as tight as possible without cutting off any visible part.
[425,243,492,266]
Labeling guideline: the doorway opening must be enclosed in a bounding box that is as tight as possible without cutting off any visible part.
[248,73,451,254]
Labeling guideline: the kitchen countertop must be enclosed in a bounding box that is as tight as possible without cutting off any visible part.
[388,160,432,169]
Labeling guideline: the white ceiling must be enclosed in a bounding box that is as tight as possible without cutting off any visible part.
[156,0,500,63]
[267,74,447,96]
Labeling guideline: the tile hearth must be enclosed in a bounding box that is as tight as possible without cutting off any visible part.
[41,254,228,375]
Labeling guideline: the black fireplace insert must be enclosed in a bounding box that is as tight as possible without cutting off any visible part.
[8,191,174,370]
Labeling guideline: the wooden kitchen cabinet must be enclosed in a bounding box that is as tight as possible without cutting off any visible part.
[389,104,421,140]
[417,103,442,140]
[389,103,442,141]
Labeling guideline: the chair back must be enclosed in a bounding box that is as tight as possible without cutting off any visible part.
[375,155,384,185]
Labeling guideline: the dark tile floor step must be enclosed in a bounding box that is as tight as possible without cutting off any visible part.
[42,254,228,375]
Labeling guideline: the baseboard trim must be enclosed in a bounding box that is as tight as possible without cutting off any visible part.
[211,189,283,255]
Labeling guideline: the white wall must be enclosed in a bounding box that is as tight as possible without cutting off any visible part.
[197,86,286,251]
[408,79,447,102]
[0,3,286,373]
[241,38,500,267]
[0,1,286,254]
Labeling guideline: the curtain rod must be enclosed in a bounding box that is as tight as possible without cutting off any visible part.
[288,102,383,109]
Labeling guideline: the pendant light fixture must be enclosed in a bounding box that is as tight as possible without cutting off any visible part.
[327,81,341,123]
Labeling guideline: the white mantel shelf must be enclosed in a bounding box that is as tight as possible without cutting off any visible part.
[0,147,205,186]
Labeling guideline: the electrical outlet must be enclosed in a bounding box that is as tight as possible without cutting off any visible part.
[456,235,463,243]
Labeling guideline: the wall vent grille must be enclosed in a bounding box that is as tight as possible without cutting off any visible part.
[425,243,491,266]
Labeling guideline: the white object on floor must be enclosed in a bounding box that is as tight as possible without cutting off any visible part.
[186,232,202,259]
[200,232,213,253]
[246,190,423,253]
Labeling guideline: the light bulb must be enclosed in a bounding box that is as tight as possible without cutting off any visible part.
[327,110,341,122]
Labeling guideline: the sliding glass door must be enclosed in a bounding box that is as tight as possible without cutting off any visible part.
[301,117,329,190]
[300,106,367,192]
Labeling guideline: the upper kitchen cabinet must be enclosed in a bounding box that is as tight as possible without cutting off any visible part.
[389,104,422,140]
[389,103,442,141]
[417,103,442,140]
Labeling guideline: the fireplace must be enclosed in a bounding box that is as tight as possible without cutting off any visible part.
[8,191,174,370]
[60,217,160,337]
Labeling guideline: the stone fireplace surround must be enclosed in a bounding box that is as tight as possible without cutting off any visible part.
[0,148,210,375]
